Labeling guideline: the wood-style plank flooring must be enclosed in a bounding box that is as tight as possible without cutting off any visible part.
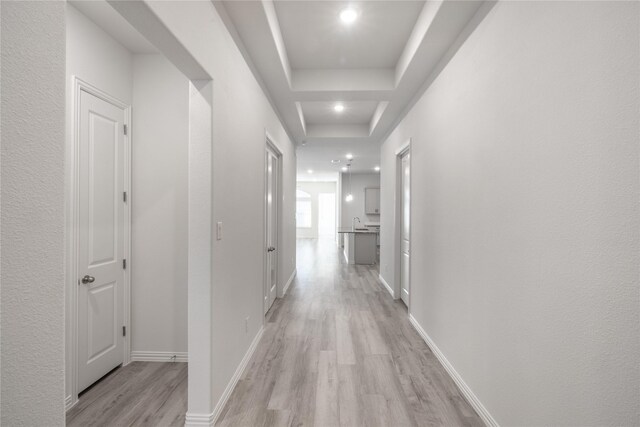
[66,238,482,426]
[216,238,482,426]
[66,361,187,427]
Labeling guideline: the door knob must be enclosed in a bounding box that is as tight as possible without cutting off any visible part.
[267,247,276,252]
[81,275,95,284]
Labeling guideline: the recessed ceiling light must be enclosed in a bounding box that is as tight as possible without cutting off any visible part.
[374,166,380,171]
[331,159,341,164]
[346,153,353,160]
[334,103,345,113]
[307,169,313,174]
[340,8,358,25]
[342,166,348,171]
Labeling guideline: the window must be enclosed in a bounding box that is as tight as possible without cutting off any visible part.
[296,200,312,228]
[296,189,311,199]
[296,190,312,228]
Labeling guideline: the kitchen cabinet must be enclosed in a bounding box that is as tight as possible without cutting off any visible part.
[364,187,380,215]
[338,228,378,265]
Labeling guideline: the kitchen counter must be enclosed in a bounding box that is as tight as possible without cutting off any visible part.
[337,227,379,234]
[339,228,378,265]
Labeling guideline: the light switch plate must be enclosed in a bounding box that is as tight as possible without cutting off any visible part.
[216,221,222,240]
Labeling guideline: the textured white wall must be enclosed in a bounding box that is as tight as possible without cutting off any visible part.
[144,0,297,412]
[131,54,189,356]
[1,1,67,424]
[341,172,381,227]
[296,181,337,239]
[380,1,639,425]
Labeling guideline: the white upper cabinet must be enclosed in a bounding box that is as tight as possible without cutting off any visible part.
[364,187,380,215]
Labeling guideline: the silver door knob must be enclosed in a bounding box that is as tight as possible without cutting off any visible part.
[81,275,95,284]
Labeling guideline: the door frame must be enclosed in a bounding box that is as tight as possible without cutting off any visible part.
[263,133,283,315]
[394,139,411,309]
[66,77,131,408]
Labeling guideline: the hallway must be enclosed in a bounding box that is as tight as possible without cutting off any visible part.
[3,1,638,425]
[216,239,482,426]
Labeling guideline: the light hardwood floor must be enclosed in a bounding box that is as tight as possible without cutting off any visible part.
[66,361,187,426]
[66,238,482,426]
[216,238,482,426]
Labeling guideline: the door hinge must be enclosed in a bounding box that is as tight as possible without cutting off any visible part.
[123,191,127,203]
[123,124,128,135]
[123,326,126,337]
[123,259,127,270]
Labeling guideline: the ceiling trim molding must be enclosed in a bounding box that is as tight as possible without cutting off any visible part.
[369,102,389,136]
[307,124,370,139]
[262,0,293,88]
[295,102,307,136]
[212,0,299,145]
[291,69,396,95]
[394,0,442,86]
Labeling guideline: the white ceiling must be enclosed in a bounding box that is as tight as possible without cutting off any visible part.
[301,100,378,125]
[273,1,424,70]
[297,139,382,177]
[297,171,340,182]
[70,0,158,54]
[216,1,490,175]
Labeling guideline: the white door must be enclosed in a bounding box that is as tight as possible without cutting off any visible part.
[400,152,411,307]
[77,89,126,392]
[265,147,278,313]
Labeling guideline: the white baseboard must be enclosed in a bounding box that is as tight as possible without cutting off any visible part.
[65,394,77,411]
[211,326,264,423]
[408,314,498,427]
[130,351,188,362]
[379,274,395,298]
[184,326,265,426]
[282,268,296,296]
[184,412,215,426]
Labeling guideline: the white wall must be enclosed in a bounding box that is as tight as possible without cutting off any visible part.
[131,54,189,357]
[143,1,297,415]
[66,5,133,105]
[380,2,639,425]
[340,172,380,227]
[1,1,66,424]
[65,2,134,404]
[296,181,337,239]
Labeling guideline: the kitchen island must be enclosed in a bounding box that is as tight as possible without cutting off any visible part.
[337,228,378,265]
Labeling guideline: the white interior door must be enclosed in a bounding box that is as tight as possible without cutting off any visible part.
[400,152,411,307]
[265,147,278,313]
[77,89,126,392]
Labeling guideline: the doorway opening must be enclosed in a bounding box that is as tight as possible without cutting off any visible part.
[65,2,213,423]
[295,180,338,241]
[318,193,336,240]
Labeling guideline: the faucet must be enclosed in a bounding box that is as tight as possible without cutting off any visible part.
[352,217,361,231]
